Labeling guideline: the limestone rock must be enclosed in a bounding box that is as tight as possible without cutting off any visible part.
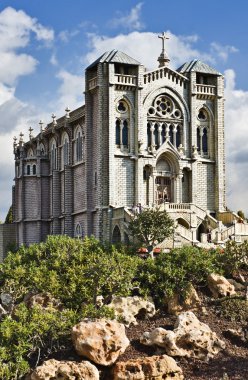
[72,319,129,366]
[30,359,99,379]
[112,354,184,380]
[207,273,236,298]
[227,278,245,291]
[140,311,225,360]
[24,292,62,310]
[166,284,201,315]
[107,296,156,326]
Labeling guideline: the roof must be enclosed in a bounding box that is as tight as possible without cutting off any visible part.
[86,50,141,69]
[177,60,222,75]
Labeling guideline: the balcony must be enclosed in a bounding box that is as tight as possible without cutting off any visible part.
[114,74,137,87]
[195,84,216,99]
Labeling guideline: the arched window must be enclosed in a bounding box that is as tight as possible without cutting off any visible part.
[75,129,83,162]
[50,140,57,170]
[147,123,151,147]
[169,125,173,144]
[27,148,33,157]
[62,133,69,168]
[154,123,159,147]
[33,164,36,175]
[176,125,181,148]
[122,120,128,146]
[161,124,166,143]
[75,223,82,238]
[27,165,30,175]
[40,143,45,156]
[202,128,208,153]
[112,225,121,244]
[116,119,120,146]
[197,128,201,152]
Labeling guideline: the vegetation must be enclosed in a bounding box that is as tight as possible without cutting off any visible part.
[128,207,174,249]
[0,235,247,378]
[219,298,248,322]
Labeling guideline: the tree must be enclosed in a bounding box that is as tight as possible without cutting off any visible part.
[128,207,174,249]
[237,210,245,220]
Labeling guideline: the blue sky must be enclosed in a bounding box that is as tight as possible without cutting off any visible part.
[0,0,248,221]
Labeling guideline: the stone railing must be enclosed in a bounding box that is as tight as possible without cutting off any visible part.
[163,203,191,211]
[88,77,97,90]
[144,67,185,87]
[114,74,137,86]
[195,84,216,96]
[176,224,193,241]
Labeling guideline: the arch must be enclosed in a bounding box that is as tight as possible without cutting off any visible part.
[122,120,128,146]
[197,223,206,242]
[74,125,83,162]
[177,217,190,229]
[50,137,57,170]
[114,94,134,114]
[75,223,83,238]
[27,148,34,157]
[39,143,45,156]
[202,127,208,153]
[112,225,121,244]
[116,119,121,145]
[32,164,36,175]
[61,132,69,167]
[156,150,180,174]
[27,164,31,175]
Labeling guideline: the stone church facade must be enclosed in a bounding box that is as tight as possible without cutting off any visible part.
[12,36,245,248]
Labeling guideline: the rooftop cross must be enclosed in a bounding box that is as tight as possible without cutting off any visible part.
[157,32,170,68]
[158,32,169,53]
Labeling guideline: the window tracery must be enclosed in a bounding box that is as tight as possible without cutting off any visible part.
[115,99,130,151]
[196,108,209,157]
[147,94,183,152]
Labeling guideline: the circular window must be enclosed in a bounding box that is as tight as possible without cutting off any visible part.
[148,107,155,115]
[155,96,173,116]
[173,109,181,118]
[117,100,127,113]
[198,109,207,120]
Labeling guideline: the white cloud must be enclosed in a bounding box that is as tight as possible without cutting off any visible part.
[110,3,144,31]
[50,52,58,66]
[85,31,213,71]
[224,69,248,214]
[210,42,238,62]
[55,70,83,114]
[58,29,80,43]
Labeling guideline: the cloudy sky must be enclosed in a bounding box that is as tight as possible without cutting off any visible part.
[0,0,248,221]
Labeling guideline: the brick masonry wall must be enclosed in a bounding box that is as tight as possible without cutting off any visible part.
[0,224,16,261]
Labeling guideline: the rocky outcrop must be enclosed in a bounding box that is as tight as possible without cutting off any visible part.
[29,359,99,379]
[72,319,129,366]
[24,292,62,310]
[165,285,201,315]
[140,311,225,360]
[207,274,236,298]
[112,354,184,379]
[107,296,156,326]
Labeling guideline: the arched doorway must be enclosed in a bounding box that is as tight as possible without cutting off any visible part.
[112,225,121,244]
[177,218,190,229]
[155,156,174,204]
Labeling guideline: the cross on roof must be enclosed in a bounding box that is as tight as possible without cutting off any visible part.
[158,32,169,53]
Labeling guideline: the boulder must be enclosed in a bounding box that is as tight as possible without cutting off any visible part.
[72,319,129,366]
[112,354,184,380]
[24,292,62,310]
[107,296,156,326]
[29,359,99,379]
[227,278,245,291]
[166,284,201,315]
[207,274,236,298]
[140,311,225,360]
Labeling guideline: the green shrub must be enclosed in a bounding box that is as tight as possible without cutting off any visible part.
[215,240,248,276]
[136,245,219,305]
[0,235,141,308]
[219,298,248,322]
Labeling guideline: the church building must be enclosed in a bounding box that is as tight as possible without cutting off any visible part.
[12,33,243,248]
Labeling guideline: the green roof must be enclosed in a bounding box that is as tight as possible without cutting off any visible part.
[177,60,222,75]
[87,50,140,69]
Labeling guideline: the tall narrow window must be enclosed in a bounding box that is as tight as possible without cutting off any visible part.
[122,120,128,146]
[202,128,208,153]
[63,137,69,166]
[169,125,173,144]
[76,131,83,161]
[154,123,159,147]
[51,141,57,170]
[27,165,30,175]
[147,123,151,147]
[176,125,181,148]
[116,119,120,145]
[197,128,201,152]
[33,164,36,175]
[161,124,166,143]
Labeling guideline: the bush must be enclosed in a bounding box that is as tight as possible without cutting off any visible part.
[0,235,141,308]
[136,245,219,305]
[219,298,248,322]
[215,240,248,276]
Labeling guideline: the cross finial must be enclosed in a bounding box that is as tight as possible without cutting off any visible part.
[157,32,170,68]
[158,32,169,53]
[29,127,33,140]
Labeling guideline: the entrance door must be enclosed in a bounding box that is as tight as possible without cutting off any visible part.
[155,177,172,204]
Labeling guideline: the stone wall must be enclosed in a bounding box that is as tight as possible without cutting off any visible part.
[0,224,16,261]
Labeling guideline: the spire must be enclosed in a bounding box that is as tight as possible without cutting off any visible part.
[157,32,170,68]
